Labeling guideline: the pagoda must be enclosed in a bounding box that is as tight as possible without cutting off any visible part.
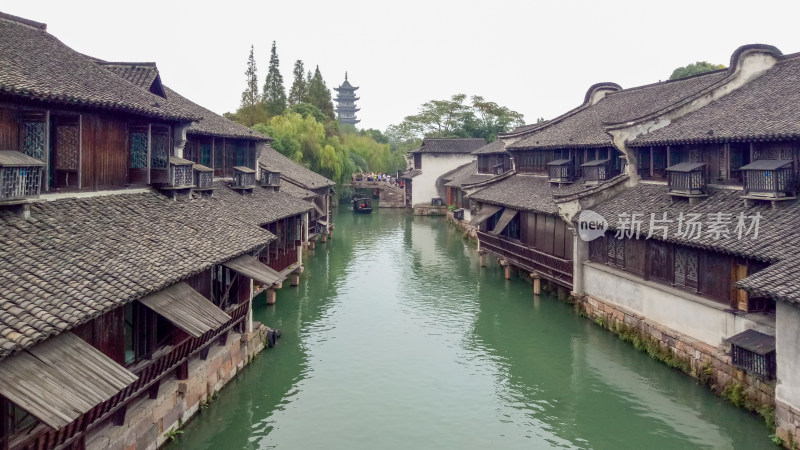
[334,72,360,125]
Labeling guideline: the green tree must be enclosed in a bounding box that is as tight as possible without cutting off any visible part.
[288,60,307,105]
[262,41,287,116]
[305,66,336,122]
[669,61,726,80]
[241,45,259,109]
[291,102,326,124]
[390,93,525,141]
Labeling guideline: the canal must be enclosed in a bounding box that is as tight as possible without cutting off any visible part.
[170,208,772,449]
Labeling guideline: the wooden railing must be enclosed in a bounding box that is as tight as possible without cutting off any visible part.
[0,166,42,201]
[478,231,573,288]
[14,301,250,450]
[268,248,298,273]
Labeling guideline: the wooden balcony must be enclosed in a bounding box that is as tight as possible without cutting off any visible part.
[478,231,573,288]
[12,301,250,450]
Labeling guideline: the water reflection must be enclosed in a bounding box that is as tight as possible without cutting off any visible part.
[170,208,771,450]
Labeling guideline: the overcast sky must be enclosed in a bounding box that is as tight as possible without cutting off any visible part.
[4,1,798,131]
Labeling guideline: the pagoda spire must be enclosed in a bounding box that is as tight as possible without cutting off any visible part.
[334,72,360,125]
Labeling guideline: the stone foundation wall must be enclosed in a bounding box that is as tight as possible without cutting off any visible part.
[579,294,775,416]
[445,211,477,241]
[86,323,270,450]
[776,399,800,447]
[413,205,448,216]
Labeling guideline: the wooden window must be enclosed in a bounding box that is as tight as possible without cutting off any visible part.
[589,235,606,263]
[553,219,566,258]
[543,215,556,255]
[413,153,422,169]
[212,265,239,311]
[0,397,40,447]
[625,237,647,276]
[200,142,212,167]
[674,246,699,290]
[607,236,625,267]
[700,252,732,304]
[638,148,651,178]
[522,212,537,247]
[124,301,155,365]
[20,111,47,161]
[51,116,80,189]
[516,150,552,174]
[648,239,672,282]
[129,127,148,169]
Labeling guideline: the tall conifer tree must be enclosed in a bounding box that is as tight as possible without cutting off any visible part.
[240,45,259,108]
[288,60,307,105]
[262,41,287,116]
[306,66,335,121]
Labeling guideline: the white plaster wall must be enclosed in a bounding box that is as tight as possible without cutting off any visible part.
[584,263,774,347]
[776,302,800,408]
[412,154,474,206]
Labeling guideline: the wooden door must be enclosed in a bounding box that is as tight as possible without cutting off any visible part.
[731,263,748,311]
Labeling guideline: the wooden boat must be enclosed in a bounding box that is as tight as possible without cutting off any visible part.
[353,197,373,214]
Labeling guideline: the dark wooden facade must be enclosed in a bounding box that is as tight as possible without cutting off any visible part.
[183,135,257,178]
[0,103,181,193]
[262,215,302,272]
[588,233,771,312]
[514,147,623,179]
[477,154,511,175]
[635,140,800,187]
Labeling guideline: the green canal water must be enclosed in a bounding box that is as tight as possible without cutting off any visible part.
[170,208,772,449]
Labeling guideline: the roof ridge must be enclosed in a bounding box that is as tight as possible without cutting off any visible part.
[0,11,46,30]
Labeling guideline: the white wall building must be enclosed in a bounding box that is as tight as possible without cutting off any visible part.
[403,138,485,206]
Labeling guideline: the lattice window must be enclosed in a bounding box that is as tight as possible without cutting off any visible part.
[196,170,213,188]
[184,140,198,163]
[200,143,212,167]
[151,133,169,169]
[130,132,148,169]
[22,121,46,161]
[607,235,625,267]
[170,164,193,187]
[55,125,79,171]
[674,246,699,289]
[0,166,42,200]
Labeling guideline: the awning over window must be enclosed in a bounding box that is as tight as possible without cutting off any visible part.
[470,204,502,226]
[490,208,519,235]
[139,282,230,338]
[0,332,138,430]
[223,254,282,287]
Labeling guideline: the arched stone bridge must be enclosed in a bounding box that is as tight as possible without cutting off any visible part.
[350,180,405,208]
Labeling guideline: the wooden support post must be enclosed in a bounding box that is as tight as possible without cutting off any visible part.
[200,345,210,360]
[310,240,316,250]
[176,361,189,380]
[217,330,229,346]
[504,264,511,280]
[113,405,127,427]
[479,250,486,267]
[148,380,160,399]
[321,234,327,243]
[531,273,541,295]
[290,272,300,286]
[266,288,276,305]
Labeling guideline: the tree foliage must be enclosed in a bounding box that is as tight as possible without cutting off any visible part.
[240,45,259,109]
[669,61,726,80]
[262,41,287,116]
[304,66,336,122]
[391,94,525,142]
[288,60,307,106]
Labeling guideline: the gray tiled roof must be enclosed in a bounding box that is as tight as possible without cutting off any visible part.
[279,180,317,200]
[0,13,196,121]
[471,140,507,155]
[259,145,335,189]
[187,181,314,227]
[0,191,274,359]
[99,62,160,91]
[629,54,800,146]
[442,161,494,188]
[163,86,271,141]
[410,138,487,154]
[508,71,728,150]
[470,174,597,214]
